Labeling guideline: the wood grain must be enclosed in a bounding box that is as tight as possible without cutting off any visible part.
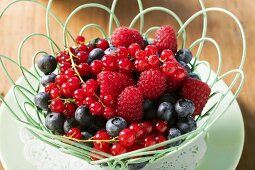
[0,0,254,169]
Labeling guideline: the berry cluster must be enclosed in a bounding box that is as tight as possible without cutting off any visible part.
[34,25,211,162]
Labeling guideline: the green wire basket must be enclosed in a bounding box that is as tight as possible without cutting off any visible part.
[0,0,246,169]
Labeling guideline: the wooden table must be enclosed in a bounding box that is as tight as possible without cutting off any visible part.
[0,0,254,169]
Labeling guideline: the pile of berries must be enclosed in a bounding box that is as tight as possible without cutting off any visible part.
[34,25,211,161]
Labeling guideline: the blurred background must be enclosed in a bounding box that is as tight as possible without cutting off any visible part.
[0,0,254,169]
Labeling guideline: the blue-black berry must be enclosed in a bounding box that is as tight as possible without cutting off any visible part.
[128,161,148,170]
[45,112,65,134]
[104,47,116,55]
[176,116,197,134]
[37,54,57,74]
[167,128,182,147]
[157,102,174,121]
[175,48,193,64]
[189,72,200,80]
[63,117,79,133]
[41,73,56,86]
[179,61,191,73]
[34,92,50,111]
[175,99,195,117]
[81,131,93,147]
[75,105,91,126]
[106,117,127,137]
[88,48,105,64]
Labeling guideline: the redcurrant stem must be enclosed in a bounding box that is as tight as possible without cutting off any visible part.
[65,36,106,108]
[63,136,119,143]
[93,93,106,108]
[49,98,75,103]
[65,36,85,84]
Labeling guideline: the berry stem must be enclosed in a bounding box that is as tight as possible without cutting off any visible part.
[66,47,85,84]
[63,136,119,143]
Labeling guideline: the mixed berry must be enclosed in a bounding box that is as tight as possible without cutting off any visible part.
[34,25,211,161]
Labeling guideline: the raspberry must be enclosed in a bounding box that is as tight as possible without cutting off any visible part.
[154,25,177,53]
[117,86,143,123]
[138,69,167,100]
[181,78,211,116]
[111,27,144,48]
[97,71,134,99]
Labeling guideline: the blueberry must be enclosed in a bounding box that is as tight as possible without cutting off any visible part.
[167,111,178,127]
[176,116,197,134]
[88,48,105,64]
[143,39,149,48]
[143,99,157,120]
[175,48,193,64]
[81,131,93,147]
[75,105,91,126]
[189,72,200,80]
[128,161,148,170]
[144,108,157,120]
[89,37,100,47]
[157,102,174,121]
[45,112,65,134]
[106,117,127,137]
[179,61,191,73]
[63,118,79,133]
[168,128,181,139]
[86,116,107,134]
[175,99,195,117]
[157,93,178,106]
[37,54,57,74]
[34,92,50,111]
[104,47,116,55]
[143,100,154,112]
[41,73,56,86]
[167,128,182,146]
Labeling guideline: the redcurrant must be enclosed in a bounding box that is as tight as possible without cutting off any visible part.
[143,136,156,148]
[89,102,104,116]
[90,60,104,75]
[76,35,85,44]
[50,98,65,113]
[101,55,118,71]
[93,130,111,148]
[45,83,58,93]
[50,88,62,99]
[63,103,76,117]
[67,127,82,139]
[110,143,127,156]
[129,123,144,139]
[76,51,88,64]
[77,63,90,77]
[118,59,134,74]
[119,129,136,147]
[128,43,141,57]
[144,45,158,56]
[116,46,128,59]
[96,39,109,51]
[139,121,153,134]
[160,49,174,62]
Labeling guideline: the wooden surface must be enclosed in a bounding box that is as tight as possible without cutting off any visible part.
[0,0,254,169]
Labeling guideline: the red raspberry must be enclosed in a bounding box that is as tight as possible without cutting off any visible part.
[154,25,177,53]
[117,86,143,123]
[138,69,167,100]
[111,27,144,48]
[181,78,211,116]
[97,71,134,99]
